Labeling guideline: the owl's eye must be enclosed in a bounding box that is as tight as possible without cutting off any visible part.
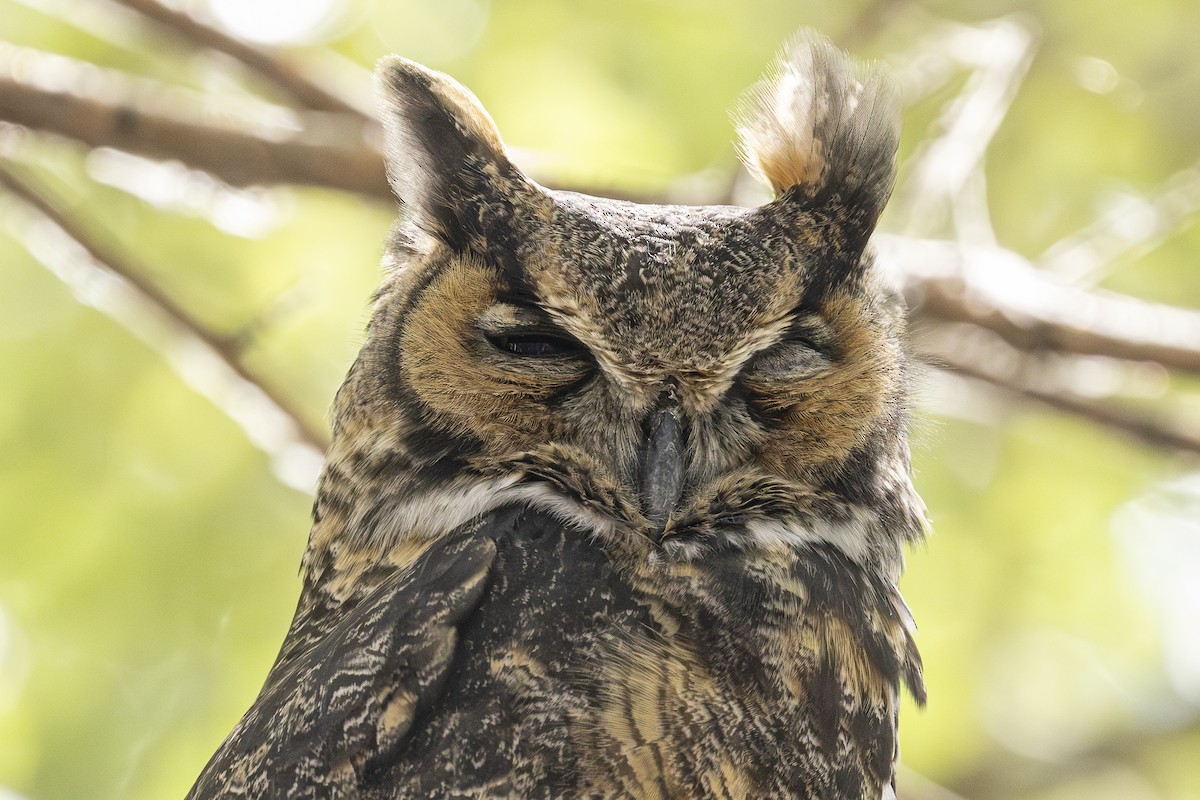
[488,332,585,358]
[781,315,834,357]
[782,331,823,352]
[742,315,835,383]
[476,303,590,367]
[745,340,831,381]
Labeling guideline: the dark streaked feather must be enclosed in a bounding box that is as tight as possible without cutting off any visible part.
[187,534,495,799]
[190,507,921,799]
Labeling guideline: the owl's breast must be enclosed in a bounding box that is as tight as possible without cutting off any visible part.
[364,504,647,797]
[364,505,912,800]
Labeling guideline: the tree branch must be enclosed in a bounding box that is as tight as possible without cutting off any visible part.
[0,61,391,197]
[1040,161,1200,285]
[0,47,666,202]
[880,235,1200,375]
[0,41,386,193]
[924,346,1200,456]
[0,159,330,482]
[107,0,368,117]
[893,18,1037,240]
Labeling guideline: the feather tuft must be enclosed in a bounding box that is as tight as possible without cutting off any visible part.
[734,32,901,221]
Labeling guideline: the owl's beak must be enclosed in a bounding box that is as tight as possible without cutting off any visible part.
[639,398,686,538]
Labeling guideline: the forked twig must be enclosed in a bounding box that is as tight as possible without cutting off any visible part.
[0,160,330,483]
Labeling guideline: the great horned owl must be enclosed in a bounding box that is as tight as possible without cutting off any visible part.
[189,32,925,800]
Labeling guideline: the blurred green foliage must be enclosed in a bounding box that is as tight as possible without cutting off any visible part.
[1,1,1199,799]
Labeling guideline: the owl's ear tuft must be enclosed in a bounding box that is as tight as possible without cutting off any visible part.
[375,57,518,247]
[735,32,900,248]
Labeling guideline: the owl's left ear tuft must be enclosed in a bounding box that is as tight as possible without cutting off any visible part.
[735,32,900,249]
[375,57,519,247]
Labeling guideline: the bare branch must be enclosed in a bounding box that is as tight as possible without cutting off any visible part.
[893,18,1037,240]
[0,48,391,197]
[1040,161,1200,285]
[914,271,1200,373]
[107,0,369,118]
[0,45,666,203]
[923,346,1200,456]
[880,235,1200,375]
[887,19,980,109]
[0,159,329,488]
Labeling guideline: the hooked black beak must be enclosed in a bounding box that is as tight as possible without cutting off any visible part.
[639,395,686,537]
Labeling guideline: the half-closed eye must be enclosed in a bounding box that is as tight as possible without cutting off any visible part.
[742,313,835,383]
[475,303,591,364]
[488,331,587,358]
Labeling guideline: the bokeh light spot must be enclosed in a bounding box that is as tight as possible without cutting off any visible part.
[206,0,339,45]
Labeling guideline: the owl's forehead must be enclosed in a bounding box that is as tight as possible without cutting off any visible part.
[524,192,809,372]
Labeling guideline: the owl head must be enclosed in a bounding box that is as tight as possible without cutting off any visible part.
[314,34,923,578]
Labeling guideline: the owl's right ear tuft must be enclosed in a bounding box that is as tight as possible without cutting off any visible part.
[735,33,900,251]
[375,57,516,247]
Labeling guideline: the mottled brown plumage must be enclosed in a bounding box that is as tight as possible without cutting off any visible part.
[189,32,926,800]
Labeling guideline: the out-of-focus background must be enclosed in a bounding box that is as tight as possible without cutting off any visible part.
[1,1,1199,798]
